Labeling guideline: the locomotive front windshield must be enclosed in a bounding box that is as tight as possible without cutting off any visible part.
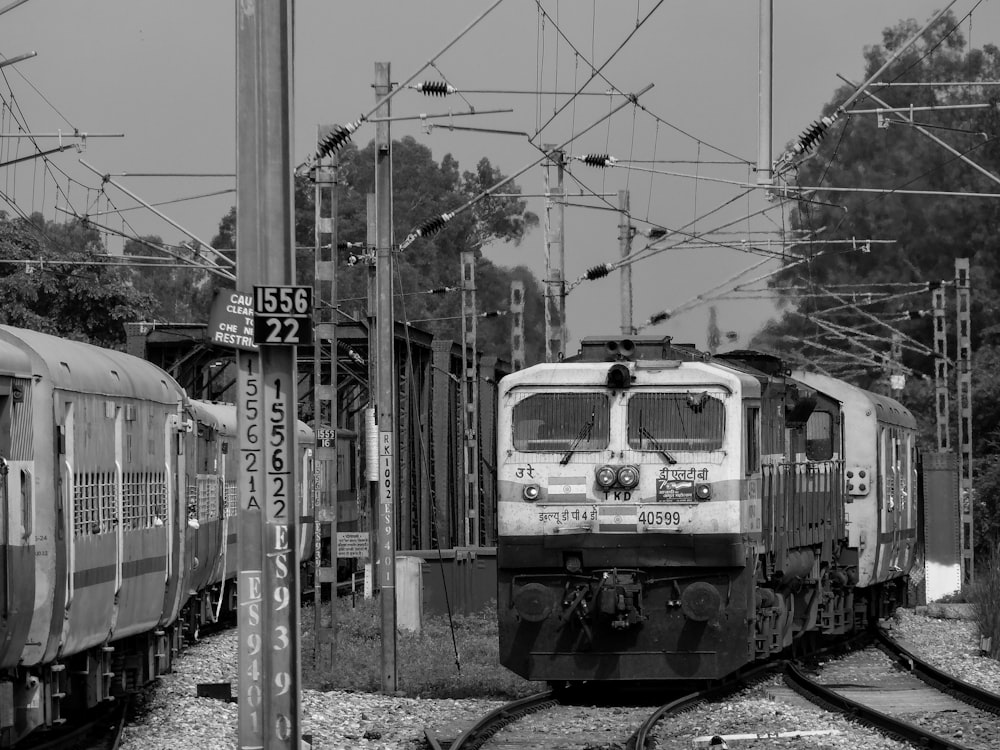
[512,393,609,452]
[626,391,725,451]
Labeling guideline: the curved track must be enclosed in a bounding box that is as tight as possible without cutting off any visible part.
[783,629,1000,750]
[424,691,559,750]
[425,662,782,750]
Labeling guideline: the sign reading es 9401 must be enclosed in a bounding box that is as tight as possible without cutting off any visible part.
[253,285,313,346]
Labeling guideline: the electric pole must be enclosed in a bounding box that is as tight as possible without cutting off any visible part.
[311,141,338,671]
[510,280,525,370]
[460,251,480,546]
[236,3,302,746]
[757,0,773,186]
[543,147,566,361]
[619,189,634,335]
[955,258,973,586]
[374,61,398,693]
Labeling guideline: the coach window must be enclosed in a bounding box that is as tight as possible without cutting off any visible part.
[512,393,609,452]
[804,411,833,460]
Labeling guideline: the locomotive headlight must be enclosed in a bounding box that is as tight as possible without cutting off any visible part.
[596,465,617,489]
[695,483,712,501]
[522,484,540,502]
[617,465,640,489]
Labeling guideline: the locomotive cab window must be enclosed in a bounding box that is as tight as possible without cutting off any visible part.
[804,410,833,460]
[626,392,725,451]
[512,393,609,452]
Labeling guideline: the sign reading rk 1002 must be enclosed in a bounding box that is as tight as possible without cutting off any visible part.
[253,285,313,346]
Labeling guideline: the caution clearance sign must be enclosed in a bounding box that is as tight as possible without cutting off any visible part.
[207,289,259,351]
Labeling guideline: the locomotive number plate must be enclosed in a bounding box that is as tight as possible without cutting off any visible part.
[638,508,688,527]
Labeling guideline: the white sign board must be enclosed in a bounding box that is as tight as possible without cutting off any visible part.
[337,531,370,558]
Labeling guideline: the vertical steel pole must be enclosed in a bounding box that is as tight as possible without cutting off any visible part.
[757,0,773,185]
[460,251,480,546]
[509,280,525,371]
[932,285,950,452]
[618,189,633,335]
[365,193,378,595]
[374,61,398,693]
[890,332,904,399]
[543,147,565,361]
[236,2,300,746]
[235,5,264,747]
[955,258,974,585]
[312,145,338,671]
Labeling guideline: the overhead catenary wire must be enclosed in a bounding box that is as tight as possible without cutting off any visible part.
[773,0,960,173]
[79,158,235,270]
[837,73,1000,190]
[302,0,506,167]
[398,82,655,250]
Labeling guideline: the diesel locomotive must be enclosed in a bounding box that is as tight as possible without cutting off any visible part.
[496,335,918,684]
[0,325,314,745]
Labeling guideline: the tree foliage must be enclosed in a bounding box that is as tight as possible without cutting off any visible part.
[0,213,156,348]
[750,12,1000,554]
[122,235,222,324]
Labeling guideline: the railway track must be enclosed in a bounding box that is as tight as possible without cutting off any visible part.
[778,628,1000,750]
[423,663,780,750]
[18,697,130,750]
[423,626,1000,750]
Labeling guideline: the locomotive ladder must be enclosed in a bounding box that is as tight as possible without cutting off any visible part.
[312,142,339,670]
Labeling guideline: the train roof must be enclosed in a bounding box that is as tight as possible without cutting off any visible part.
[187,398,314,441]
[0,335,31,378]
[188,399,238,434]
[500,356,761,398]
[0,325,184,404]
[791,370,917,430]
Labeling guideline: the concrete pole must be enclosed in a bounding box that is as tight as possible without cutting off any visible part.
[373,61,398,693]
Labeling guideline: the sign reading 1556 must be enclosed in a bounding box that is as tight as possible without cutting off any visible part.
[252,285,313,346]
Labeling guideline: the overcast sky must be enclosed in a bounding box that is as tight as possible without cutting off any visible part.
[2,1,996,354]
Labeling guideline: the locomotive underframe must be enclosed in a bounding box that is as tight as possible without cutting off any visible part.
[498,532,907,683]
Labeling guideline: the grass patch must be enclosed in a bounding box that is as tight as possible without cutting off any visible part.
[299,596,540,699]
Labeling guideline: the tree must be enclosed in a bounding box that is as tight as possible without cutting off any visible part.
[125,236,220,323]
[0,213,156,348]
[750,12,1000,555]
[214,135,545,365]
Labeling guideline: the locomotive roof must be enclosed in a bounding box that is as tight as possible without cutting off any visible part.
[791,370,917,430]
[500,357,760,397]
[0,325,184,404]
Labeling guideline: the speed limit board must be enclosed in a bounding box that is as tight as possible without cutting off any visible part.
[253,285,313,346]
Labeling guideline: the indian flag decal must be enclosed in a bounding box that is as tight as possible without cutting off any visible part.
[598,504,638,532]
[547,476,588,503]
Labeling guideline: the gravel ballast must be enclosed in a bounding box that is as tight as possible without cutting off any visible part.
[117,607,1000,750]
